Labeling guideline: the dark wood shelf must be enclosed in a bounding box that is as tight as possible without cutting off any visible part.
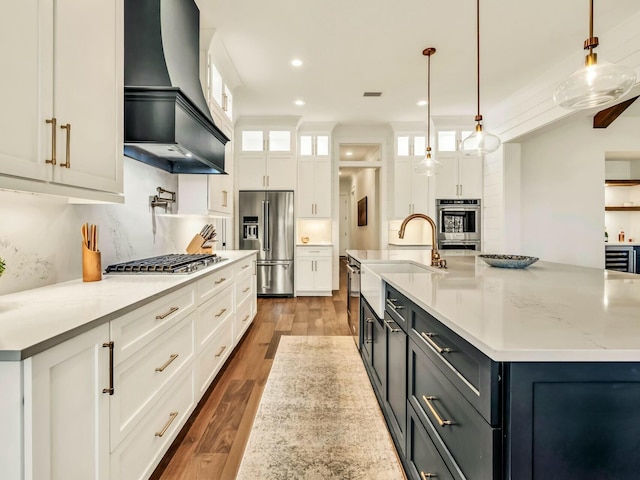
[605,179,640,186]
[605,206,640,211]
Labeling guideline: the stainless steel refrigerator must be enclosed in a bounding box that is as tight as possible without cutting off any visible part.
[238,190,294,296]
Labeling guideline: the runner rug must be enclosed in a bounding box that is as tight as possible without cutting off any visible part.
[236,335,405,480]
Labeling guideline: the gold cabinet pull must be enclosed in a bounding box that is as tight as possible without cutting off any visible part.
[422,395,454,427]
[59,123,71,168]
[156,306,179,320]
[222,190,228,207]
[242,287,250,293]
[420,332,452,354]
[45,118,57,165]
[214,345,227,357]
[214,277,226,285]
[155,411,178,437]
[214,308,227,318]
[420,472,437,479]
[155,354,178,372]
[242,314,250,322]
[102,341,114,395]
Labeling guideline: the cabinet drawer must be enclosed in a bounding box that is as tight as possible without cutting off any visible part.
[410,307,500,425]
[235,271,254,309]
[385,284,409,330]
[110,367,195,480]
[197,284,234,351]
[234,255,255,277]
[111,284,196,366]
[295,246,332,257]
[408,340,501,480]
[235,299,253,343]
[407,403,455,480]
[110,315,195,450]
[196,316,234,395]
[198,265,233,304]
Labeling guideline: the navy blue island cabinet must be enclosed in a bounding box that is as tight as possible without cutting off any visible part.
[359,285,640,480]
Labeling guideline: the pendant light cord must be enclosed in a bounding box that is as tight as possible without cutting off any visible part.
[589,0,594,51]
[476,0,481,121]
[427,52,431,150]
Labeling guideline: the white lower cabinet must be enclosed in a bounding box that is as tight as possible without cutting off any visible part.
[5,255,258,480]
[109,368,195,480]
[24,324,110,480]
[295,246,332,296]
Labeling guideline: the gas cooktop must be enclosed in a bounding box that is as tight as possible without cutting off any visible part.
[105,253,226,274]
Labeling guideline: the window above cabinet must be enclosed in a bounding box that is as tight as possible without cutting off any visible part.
[396,134,426,157]
[240,129,293,153]
[299,134,330,156]
[437,129,473,153]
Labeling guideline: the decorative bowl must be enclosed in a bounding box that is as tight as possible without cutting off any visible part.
[478,254,539,269]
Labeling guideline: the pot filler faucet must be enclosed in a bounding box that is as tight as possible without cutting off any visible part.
[398,214,447,269]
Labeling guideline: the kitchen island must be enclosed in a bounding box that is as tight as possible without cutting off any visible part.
[347,249,640,480]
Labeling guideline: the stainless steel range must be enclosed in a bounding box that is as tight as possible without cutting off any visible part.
[105,254,226,274]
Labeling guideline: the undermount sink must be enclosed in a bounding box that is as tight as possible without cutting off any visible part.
[361,262,438,318]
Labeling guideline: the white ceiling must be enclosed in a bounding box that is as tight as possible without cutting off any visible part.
[197,0,640,125]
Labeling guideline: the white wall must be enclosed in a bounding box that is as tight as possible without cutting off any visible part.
[518,115,640,267]
[350,168,380,250]
[0,157,208,295]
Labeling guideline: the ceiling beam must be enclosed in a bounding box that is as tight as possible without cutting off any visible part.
[593,96,639,129]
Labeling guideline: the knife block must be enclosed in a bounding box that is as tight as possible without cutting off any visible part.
[186,234,213,254]
[82,243,102,282]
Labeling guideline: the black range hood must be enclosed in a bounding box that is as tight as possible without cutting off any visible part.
[124,0,229,174]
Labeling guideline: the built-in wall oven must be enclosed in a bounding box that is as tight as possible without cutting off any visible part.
[346,256,361,348]
[436,199,481,250]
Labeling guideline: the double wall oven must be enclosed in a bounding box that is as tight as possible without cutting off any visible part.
[436,199,481,250]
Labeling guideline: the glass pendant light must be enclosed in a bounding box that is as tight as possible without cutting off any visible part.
[461,0,501,156]
[415,47,442,176]
[553,0,636,109]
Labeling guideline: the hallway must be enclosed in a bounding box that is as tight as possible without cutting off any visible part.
[154,259,352,479]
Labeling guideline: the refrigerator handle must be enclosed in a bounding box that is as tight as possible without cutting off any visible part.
[263,200,270,251]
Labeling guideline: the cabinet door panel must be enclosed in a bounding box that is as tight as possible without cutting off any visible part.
[457,155,482,198]
[0,0,50,182]
[26,324,110,480]
[297,159,315,216]
[237,154,266,189]
[434,157,458,199]
[314,257,332,290]
[313,158,332,217]
[52,0,122,194]
[394,158,413,218]
[295,258,315,291]
[266,154,297,189]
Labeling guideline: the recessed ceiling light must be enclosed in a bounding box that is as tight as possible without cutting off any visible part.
[417,100,427,106]
[338,171,342,175]
[346,151,353,156]
[291,59,303,67]
[294,99,305,106]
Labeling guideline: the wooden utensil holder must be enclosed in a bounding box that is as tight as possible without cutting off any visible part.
[82,243,102,282]
[186,234,213,254]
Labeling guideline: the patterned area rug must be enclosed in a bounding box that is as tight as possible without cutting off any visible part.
[236,336,405,480]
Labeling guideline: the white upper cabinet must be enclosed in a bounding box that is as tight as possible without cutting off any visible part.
[434,128,482,199]
[205,56,233,126]
[236,128,297,190]
[0,0,123,202]
[393,132,430,218]
[297,133,331,217]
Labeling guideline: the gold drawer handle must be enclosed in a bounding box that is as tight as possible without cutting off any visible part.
[155,411,178,437]
[421,472,437,479]
[420,332,452,354]
[215,308,227,318]
[242,287,250,293]
[422,395,454,427]
[215,346,227,357]
[45,117,57,165]
[214,277,227,285]
[155,354,178,372]
[156,307,179,320]
[59,123,71,168]
[242,314,250,322]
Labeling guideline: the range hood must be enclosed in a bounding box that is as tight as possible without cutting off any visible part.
[124,0,228,174]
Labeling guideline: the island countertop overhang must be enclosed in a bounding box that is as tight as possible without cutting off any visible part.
[347,249,640,362]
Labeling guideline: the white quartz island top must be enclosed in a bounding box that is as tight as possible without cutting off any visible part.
[346,249,640,362]
[0,251,256,361]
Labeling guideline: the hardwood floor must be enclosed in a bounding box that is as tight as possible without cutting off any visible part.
[152,258,351,480]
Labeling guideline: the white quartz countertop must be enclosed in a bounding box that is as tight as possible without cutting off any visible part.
[0,251,256,361]
[606,242,640,247]
[346,249,640,362]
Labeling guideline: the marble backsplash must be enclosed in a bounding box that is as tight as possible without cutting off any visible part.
[0,157,217,296]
